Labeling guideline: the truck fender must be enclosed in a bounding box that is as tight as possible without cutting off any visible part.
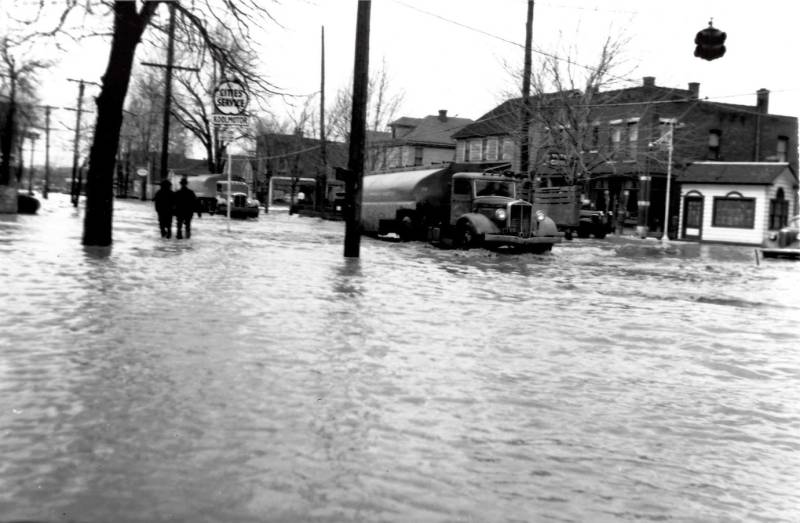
[535,215,560,236]
[458,213,501,235]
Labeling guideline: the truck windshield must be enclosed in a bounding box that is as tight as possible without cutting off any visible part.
[475,180,515,197]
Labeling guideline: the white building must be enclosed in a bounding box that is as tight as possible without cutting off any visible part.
[677,162,797,245]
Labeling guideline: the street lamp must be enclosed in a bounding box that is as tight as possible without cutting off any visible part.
[649,121,674,243]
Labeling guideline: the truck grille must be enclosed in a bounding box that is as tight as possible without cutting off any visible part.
[509,203,532,235]
[233,194,247,207]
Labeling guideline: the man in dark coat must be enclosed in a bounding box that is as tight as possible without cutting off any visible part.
[174,176,201,239]
[153,180,175,238]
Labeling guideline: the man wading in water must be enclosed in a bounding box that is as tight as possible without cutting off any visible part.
[174,176,201,239]
[153,180,175,238]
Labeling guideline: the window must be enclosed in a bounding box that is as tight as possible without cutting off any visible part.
[456,141,467,162]
[486,138,499,161]
[414,146,424,166]
[777,136,789,162]
[609,123,622,153]
[387,147,399,168]
[627,121,638,159]
[401,146,411,166]
[591,125,600,150]
[469,140,482,162]
[501,138,514,161]
[769,188,789,229]
[712,193,755,228]
[453,178,471,195]
[708,130,721,160]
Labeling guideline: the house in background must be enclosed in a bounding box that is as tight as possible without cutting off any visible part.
[677,162,797,245]
[255,130,348,208]
[366,110,473,172]
[451,77,798,236]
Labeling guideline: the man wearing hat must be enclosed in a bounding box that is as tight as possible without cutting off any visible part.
[153,179,175,238]
[174,176,201,239]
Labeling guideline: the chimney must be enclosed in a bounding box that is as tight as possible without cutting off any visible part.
[438,109,448,122]
[756,89,770,114]
[688,82,700,100]
[643,76,655,87]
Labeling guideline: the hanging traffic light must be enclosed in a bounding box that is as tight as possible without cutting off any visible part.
[694,20,726,61]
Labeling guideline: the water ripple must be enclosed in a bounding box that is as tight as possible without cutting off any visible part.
[1,194,799,522]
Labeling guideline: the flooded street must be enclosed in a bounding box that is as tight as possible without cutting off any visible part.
[2,193,799,522]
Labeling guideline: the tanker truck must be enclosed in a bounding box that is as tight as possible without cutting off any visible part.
[361,167,562,252]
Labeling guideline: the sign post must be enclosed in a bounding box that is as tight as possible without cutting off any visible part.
[212,79,250,226]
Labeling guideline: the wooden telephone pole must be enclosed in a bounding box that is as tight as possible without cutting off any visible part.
[68,79,85,207]
[519,0,534,176]
[317,25,327,213]
[343,0,371,258]
[142,3,198,184]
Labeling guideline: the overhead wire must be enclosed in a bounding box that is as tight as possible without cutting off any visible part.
[388,0,641,87]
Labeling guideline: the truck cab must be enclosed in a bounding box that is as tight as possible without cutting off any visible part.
[216,180,260,218]
[442,172,561,251]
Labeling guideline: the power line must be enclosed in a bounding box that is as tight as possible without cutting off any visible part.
[389,0,640,87]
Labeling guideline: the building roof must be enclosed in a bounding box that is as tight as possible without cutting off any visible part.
[678,162,797,185]
[257,132,349,168]
[389,117,423,128]
[366,130,393,143]
[452,92,577,139]
[452,98,524,139]
[401,114,474,145]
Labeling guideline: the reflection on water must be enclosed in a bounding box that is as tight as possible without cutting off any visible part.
[1,193,799,522]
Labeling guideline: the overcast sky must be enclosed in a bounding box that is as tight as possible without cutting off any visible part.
[5,0,800,167]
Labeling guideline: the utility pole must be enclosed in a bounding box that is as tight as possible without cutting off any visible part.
[43,106,51,199]
[343,0,371,258]
[160,2,176,182]
[68,79,85,207]
[27,131,38,195]
[318,25,327,213]
[519,0,534,176]
[142,4,198,185]
[662,121,674,244]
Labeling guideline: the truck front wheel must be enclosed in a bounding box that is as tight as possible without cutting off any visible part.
[455,221,482,249]
[398,214,417,242]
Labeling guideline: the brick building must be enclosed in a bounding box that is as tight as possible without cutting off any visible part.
[452,77,798,235]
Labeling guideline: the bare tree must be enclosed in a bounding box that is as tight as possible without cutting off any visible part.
[500,33,635,186]
[39,0,279,245]
[0,37,48,188]
[327,58,404,143]
[122,67,189,176]
[167,21,270,173]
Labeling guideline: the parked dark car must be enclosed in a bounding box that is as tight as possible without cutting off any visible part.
[577,203,610,239]
[761,215,800,259]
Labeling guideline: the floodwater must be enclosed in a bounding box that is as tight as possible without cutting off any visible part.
[1,193,798,523]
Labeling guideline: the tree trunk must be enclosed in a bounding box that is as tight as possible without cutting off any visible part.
[83,2,155,246]
[206,144,215,172]
[0,76,16,187]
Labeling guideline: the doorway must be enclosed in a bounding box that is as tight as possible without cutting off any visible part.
[682,194,704,240]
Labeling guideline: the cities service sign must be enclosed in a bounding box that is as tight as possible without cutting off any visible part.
[213,79,249,115]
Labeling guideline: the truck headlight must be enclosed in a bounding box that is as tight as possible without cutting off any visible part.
[494,208,507,221]
[536,210,546,221]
